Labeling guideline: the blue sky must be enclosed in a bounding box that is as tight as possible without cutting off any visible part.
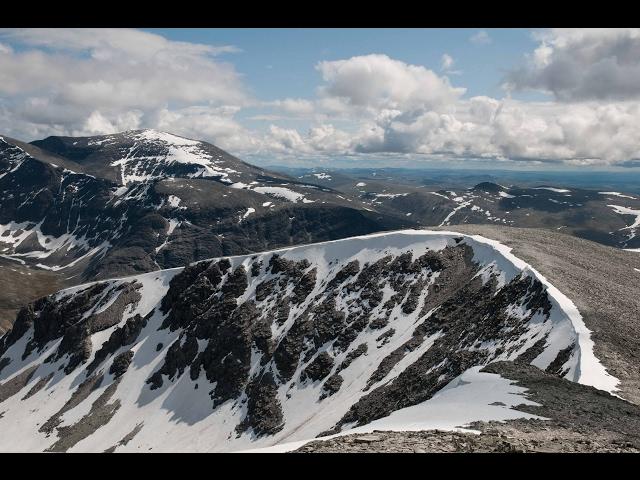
[147,28,545,101]
[1,28,639,170]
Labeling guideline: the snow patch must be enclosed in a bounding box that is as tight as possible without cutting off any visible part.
[312,173,331,180]
[253,187,307,203]
[608,204,640,240]
[533,187,571,193]
[240,366,543,452]
[599,192,636,199]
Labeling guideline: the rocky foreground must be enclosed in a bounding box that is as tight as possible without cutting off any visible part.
[296,362,640,453]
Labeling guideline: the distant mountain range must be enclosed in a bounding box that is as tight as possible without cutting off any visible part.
[291,169,640,251]
[2,130,639,333]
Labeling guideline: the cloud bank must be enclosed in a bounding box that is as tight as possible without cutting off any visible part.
[505,28,640,101]
[0,28,252,147]
[1,28,639,167]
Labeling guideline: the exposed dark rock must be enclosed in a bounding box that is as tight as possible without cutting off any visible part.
[104,423,144,453]
[89,282,141,333]
[328,260,360,288]
[46,378,122,452]
[292,267,317,304]
[301,352,334,382]
[376,329,395,346]
[269,254,309,276]
[515,336,548,364]
[329,253,558,432]
[255,278,276,301]
[0,364,37,403]
[201,303,256,406]
[251,261,262,277]
[310,296,346,348]
[336,349,484,432]
[87,313,147,375]
[401,280,426,314]
[275,297,290,326]
[321,373,344,399]
[273,313,312,382]
[21,372,54,400]
[109,350,134,378]
[222,265,248,298]
[338,343,368,372]
[218,258,231,273]
[333,315,368,353]
[9,283,110,361]
[160,261,212,314]
[249,305,273,357]
[57,322,93,374]
[546,342,576,376]
[147,333,199,389]
[0,357,9,375]
[0,306,35,356]
[161,273,217,331]
[369,316,389,330]
[236,372,284,437]
[40,373,104,435]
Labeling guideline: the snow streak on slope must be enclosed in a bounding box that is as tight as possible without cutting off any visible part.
[608,204,640,241]
[462,232,618,393]
[0,230,618,452]
[533,187,571,193]
[109,130,240,185]
[241,366,545,452]
[0,137,28,179]
[599,192,637,200]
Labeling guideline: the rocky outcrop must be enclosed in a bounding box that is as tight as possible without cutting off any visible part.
[329,270,557,433]
[301,352,335,383]
[109,350,134,378]
[237,372,284,436]
[0,231,590,451]
[87,313,149,375]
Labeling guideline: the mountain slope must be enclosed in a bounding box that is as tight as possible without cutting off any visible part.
[294,361,640,453]
[0,229,617,452]
[432,224,640,404]
[30,130,280,185]
[1,131,410,280]
[0,132,412,330]
[348,180,640,250]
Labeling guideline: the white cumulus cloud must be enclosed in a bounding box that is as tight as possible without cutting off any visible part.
[441,53,454,71]
[316,54,466,113]
[505,28,640,101]
[470,30,492,45]
[0,28,249,148]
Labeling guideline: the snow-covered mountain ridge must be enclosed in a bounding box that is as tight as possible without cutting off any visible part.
[0,131,408,281]
[0,229,618,452]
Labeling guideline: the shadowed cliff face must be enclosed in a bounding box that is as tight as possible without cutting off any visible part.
[0,231,591,452]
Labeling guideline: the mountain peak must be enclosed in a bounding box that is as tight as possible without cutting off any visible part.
[121,129,201,146]
[472,182,506,193]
